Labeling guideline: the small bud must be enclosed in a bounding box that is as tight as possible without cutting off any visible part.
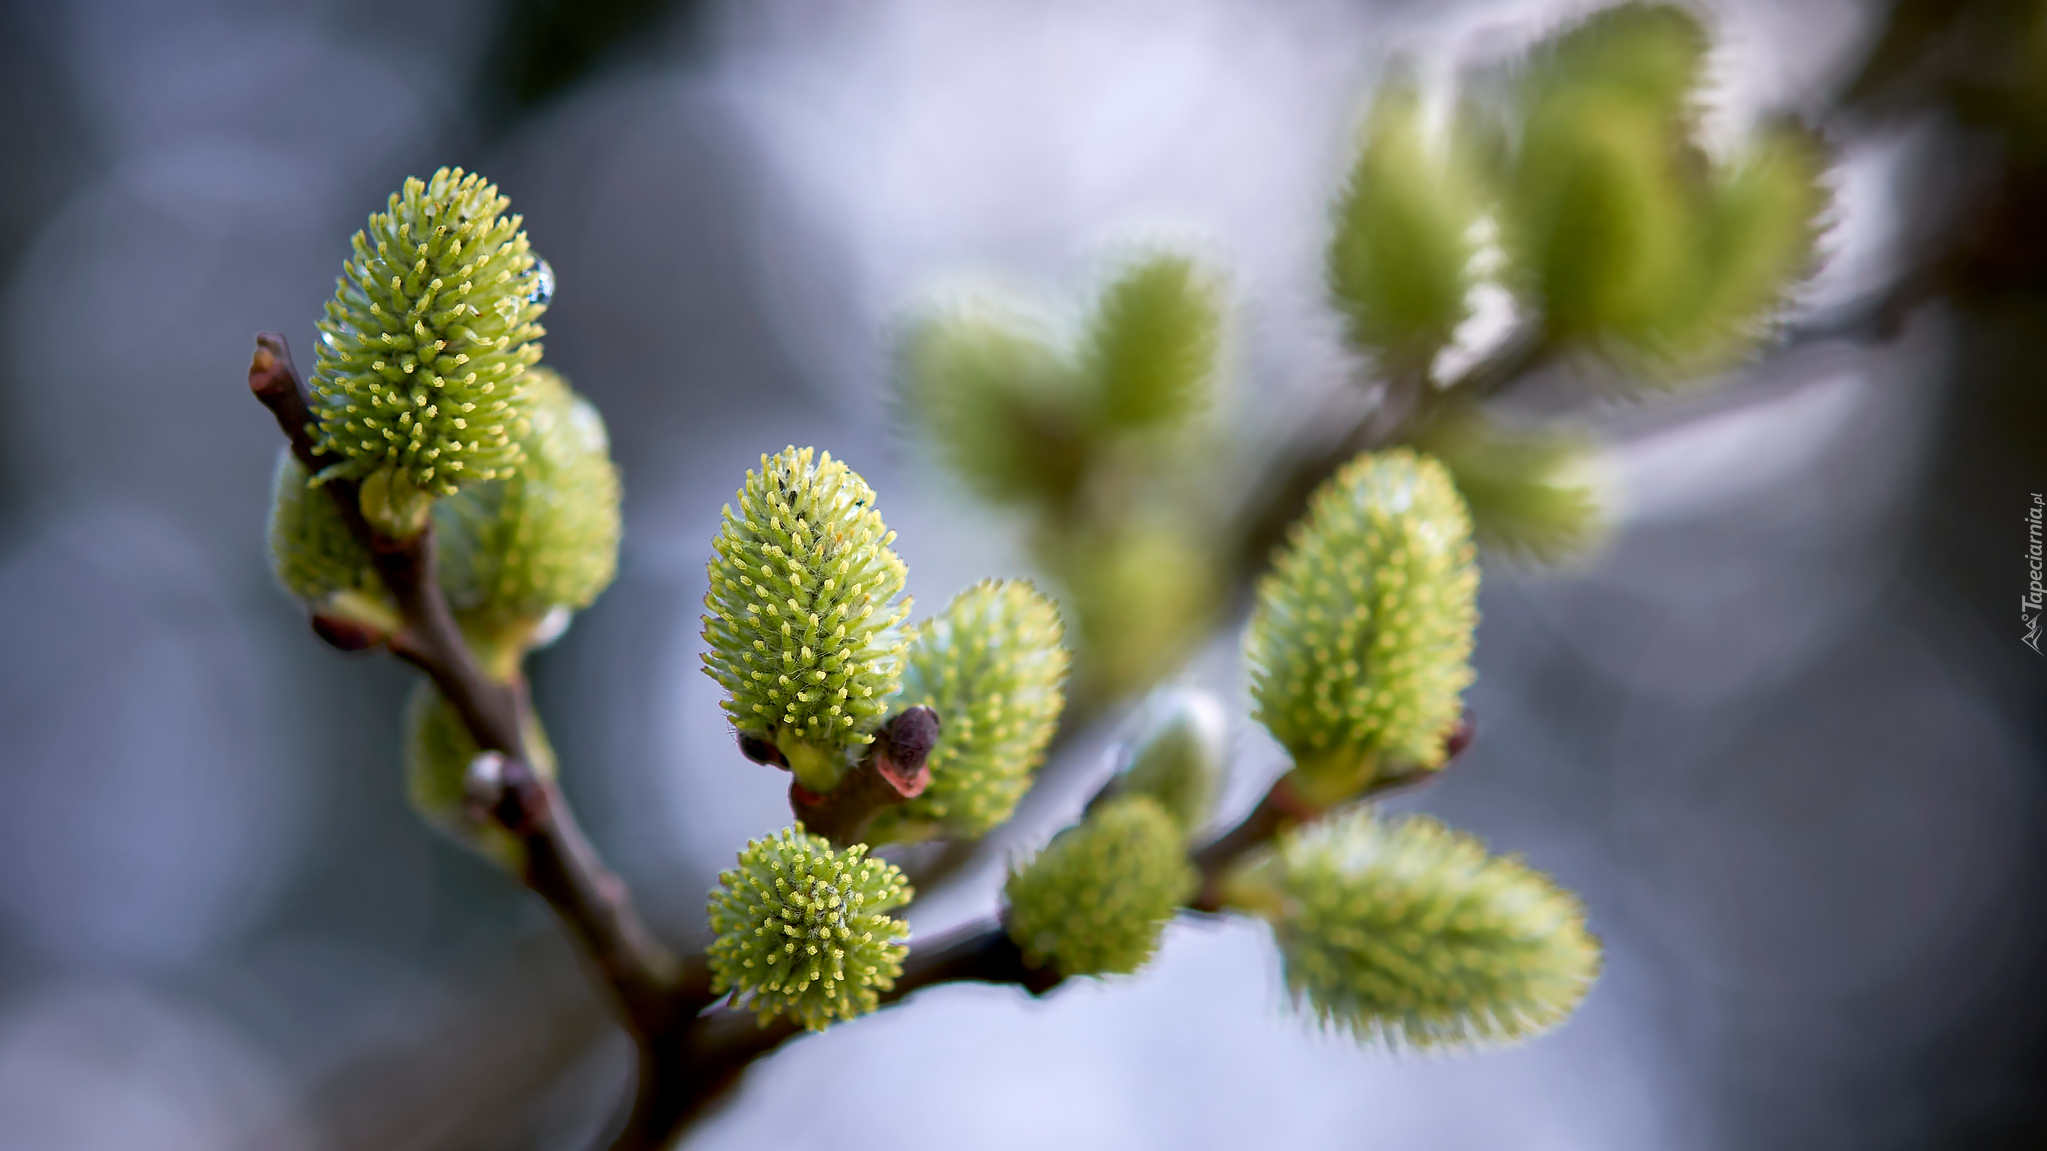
[738,733,788,768]
[865,580,1068,843]
[308,167,546,500]
[403,681,557,869]
[358,462,434,537]
[1113,688,1228,835]
[310,612,386,652]
[1003,796,1196,978]
[871,705,940,798]
[706,825,913,1032]
[435,367,622,650]
[1223,809,1600,1050]
[700,447,912,793]
[1245,449,1478,805]
[1084,253,1224,429]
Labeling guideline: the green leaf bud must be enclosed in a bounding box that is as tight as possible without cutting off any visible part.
[1245,449,1478,805]
[896,303,1092,508]
[1416,404,1607,564]
[308,167,546,522]
[266,449,398,632]
[1328,77,1482,373]
[436,367,622,659]
[1224,810,1600,1050]
[1084,253,1223,429]
[402,680,557,869]
[706,825,913,1032]
[1003,796,1197,978]
[700,447,913,791]
[1113,687,1228,835]
[866,580,1069,844]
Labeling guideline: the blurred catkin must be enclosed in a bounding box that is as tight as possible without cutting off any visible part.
[1328,78,1482,373]
[1113,688,1229,835]
[436,366,621,661]
[1225,810,1600,1050]
[1004,796,1197,977]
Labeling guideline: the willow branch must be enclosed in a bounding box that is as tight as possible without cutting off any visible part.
[249,334,689,1149]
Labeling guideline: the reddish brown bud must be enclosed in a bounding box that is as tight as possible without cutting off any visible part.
[739,733,789,768]
[311,612,386,652]
[872,706,940,798]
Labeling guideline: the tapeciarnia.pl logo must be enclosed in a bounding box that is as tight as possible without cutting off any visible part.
[2026,493,2044,655]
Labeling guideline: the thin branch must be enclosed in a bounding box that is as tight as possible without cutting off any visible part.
[249,335,687,1150]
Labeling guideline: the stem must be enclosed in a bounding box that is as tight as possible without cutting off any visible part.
[250,336,684,1148]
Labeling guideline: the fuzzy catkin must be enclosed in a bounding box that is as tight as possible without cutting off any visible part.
[308,167,546,504]
[436,367,621,638]
[1085,254,1222,429]
[267,450,384,607]
[1245,449,1478,801]
[1228,809,1600,1050]
[700,447,912,789]
[1327,79,1479,371]
[867,580,1068,842]
[1004,797,1196,977]
[706,826,912,1031]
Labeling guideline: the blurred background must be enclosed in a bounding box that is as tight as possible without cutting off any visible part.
[0,0,2042,1147]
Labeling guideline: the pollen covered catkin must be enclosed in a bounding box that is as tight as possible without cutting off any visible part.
[866,580,1068,842]
[1224,809,1600,1050]
[701,447,912,791]
[308,167,547,532]
[706,826,912,1032]
[1245,449,1478,803]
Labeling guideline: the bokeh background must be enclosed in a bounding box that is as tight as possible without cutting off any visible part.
[1,0,2043,1147]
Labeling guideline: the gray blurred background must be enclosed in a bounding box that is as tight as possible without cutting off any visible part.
[0,0,2042,1147]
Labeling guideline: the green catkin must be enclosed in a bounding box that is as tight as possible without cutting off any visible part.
[1328,78,1481,372]
[700,447,912,791]
[1497,4,1826,372]
[706,826,913,1032]
[1004,797,1197,977]
[1114,688,1228,836]
[435,366,622,650]
[896,303,1092,508]
[1245,449,1478,804]
[1417,404,1607,564]
[1224,810,1601,1051]
[866,580,1069,843]
[1085,254,1223,428]
[308,167,546,531]
[266,449,396,629]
